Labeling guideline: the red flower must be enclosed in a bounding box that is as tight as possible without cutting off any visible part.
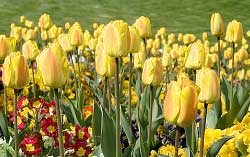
[17,96,29,110]
[41,116,58,137]
[29,98,45,110]
[20,133,43,155]
[75,125,91,142]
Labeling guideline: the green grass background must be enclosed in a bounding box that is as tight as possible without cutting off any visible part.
[0,0,249,35]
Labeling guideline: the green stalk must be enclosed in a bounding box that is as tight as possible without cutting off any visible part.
[191,122,196,157]
[103,77,107,109]
[69,53,78,104]
[114,58,121,157]
[175,126,180,157]
[217,37,221,79]
[54,88,64,157]
[107,78,111,113]
[231,42,235,102]
[31,61,36,98]
[147,85,153,155]
[128,53,132,124]
[14,89,18,157]
[200,102,208,157]
[4,86,7,117]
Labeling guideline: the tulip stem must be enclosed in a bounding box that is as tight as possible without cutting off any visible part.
[31,61,36,98]
[14,89,19,157]
[147,85,153,155]
[3,86,7,118]
[54,88,64,157]
[103,77,107,109]
[128,53,132,124]
[217,37,222,117]
[114,58,121,157]
[107,78,111,113]
[175,126,180,157]
[231,42,235,102]
[200,102,208,157]
[69,53,78,103]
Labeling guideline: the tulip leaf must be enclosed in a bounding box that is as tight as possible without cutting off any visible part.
[206,136,233,157]
[236,96,250,122]
[139,86,150,128]
[157,155,171,157]
[185,123,197,157]
[84,76,103,103]
[0,111,10,142]
[221,76,231,111]
[237,84,248,106]
[101,107,116,157]
[120,106,135,144]
[216,91,239,129]
[206,104,220,128]
[92,103,102,145]
[77,86,85,113]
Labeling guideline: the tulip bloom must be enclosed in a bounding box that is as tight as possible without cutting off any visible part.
[129,26,141,53]
[2,52,29,89]
[164,75,199,127]
[0,35,12,60]
[38,13,52,30]
[134,16,152,38]
[225,20,243,43]
[185,41,205,69]
[57,34,74,53]
[68,23,84,47]
[196,68,220,104]
[95,39,115,77]
[36,43,69,88]
[134,41,146,69]
[22,40,40,60]
[210,13,224,37]
[102,20,130,57]
[142,57,163,86]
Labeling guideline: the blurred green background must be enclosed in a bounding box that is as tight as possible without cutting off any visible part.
[0,0,248,35]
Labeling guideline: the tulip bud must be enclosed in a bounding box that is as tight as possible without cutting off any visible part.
[94,24,104,38]
[134,16,152,38]
[83,30,92,48]
[88,38,97,51]
[22,40,40,60]
[183,34,196,45]
[0,35,12,60]
[168,33,175,45]
[185,41,205,69]
[224,47,232,60]
[10,26,22,43]
[102,20,130,57]
[196,68,220,104]
[41,30,48,41]
[36,43,69,88]
[25,20,34,28]
[162,51,172,67]
[19,16,26,23]
[210,13,225,37]
[38,13,52,30]
[225,20,243,43]
[24,29,37,41]
[178,33,183,42]
[68,23,84,47]
[202,32,208,41]
[164,76,199,127]
[142,57,163,86]
[129,26,141,53]
[2,52,29,89]
[48,25,58,39]
[134,41,146,69]
[64,22,71,30]
[95,39,115,77]
[57,34,74,53]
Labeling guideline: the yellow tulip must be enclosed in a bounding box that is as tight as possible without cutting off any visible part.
[64,22,71,30]
[94,24,104,38]
[0,35,12,60]
[25,20,34,28]
[168,33,175,45]
[196,68,220,104]
[48,25,59,39]
[178,33,183,42]
[134,16,152,38]
[142,57,163,86]
[164,76,199,127]
[224,47,232,60]
[129,26,141,53]
[83,30,92,48]
[2,52,29,89]
[210,13,225,37]
[88,38,98,51]
[185,41,205,69]
[225,20,243,43]
[19,16,26,23]
[24,29,37,40]
[57,34,74,53]
[102,20,130,57]
[68,23,84,46]
[93,23,98,30]
[41,30,48,41]
[36,43,69,88]
[202,32,208,41]
[95,39,115,77]
[38,13,52,30]
[10,26,22,43]
[134,41,146,69]
[183,34,196,45]
[22,40,40,60]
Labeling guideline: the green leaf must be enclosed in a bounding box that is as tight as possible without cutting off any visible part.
[237,85,248,106]
[206,104,219,128]
[157,155,171,157]
[120,107,135,144]
[61,98,81,126]
[236,96,250,122]
[92,103,102,145]
[237,140,248,156]
[101,108,116,157]
[221,76,231,111]
[77,86,85,113]
[206,136,233,157]
[216,92,239,129]
[92,145,104,157]
[139,86,150,128]
[184,123,197,156]
[0,111,10,142]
